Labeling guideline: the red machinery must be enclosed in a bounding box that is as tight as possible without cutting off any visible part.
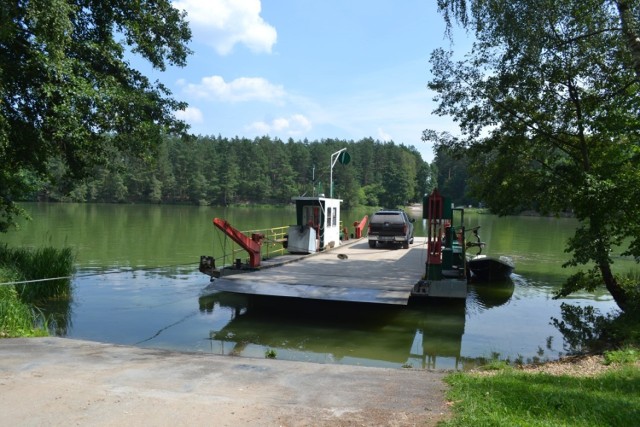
[423,188,466,281]
[213,218,264,268]
[427,189,444,265]
[353,215,368,239]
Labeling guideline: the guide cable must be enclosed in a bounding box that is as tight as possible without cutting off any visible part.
[0,261,201,287]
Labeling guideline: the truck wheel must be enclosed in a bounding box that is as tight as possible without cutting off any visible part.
[368,240,376,248]
[402,241,409,249]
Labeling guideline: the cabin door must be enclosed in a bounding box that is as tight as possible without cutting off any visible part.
[302,205,321,244]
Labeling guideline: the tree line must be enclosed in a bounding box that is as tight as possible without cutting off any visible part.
[31,135,434,209]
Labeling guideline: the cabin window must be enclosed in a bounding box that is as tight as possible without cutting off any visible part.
[332,208,337,226]
[326,206,332,227]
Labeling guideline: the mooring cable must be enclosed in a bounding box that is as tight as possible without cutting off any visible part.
[0,261,201,287]
[0,276,75,286]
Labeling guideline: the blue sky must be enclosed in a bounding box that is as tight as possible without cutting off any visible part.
[146,1,466,163]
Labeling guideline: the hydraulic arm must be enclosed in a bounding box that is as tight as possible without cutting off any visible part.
[213,218,264,268]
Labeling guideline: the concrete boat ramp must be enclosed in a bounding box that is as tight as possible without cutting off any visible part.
[0,338,450,426]
[208,237,467,304]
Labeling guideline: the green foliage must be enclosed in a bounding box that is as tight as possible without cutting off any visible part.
[361,183,384,207]
[0,0,192,231]
[427,0,640,310]
[442,366,640,426]
[604,346,640,366]
[617,271,640,312]
[30,136,429,209]
[432,146,477,207]
[264,348,277,359]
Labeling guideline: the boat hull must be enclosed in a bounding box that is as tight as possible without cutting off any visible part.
[467,255,514,282]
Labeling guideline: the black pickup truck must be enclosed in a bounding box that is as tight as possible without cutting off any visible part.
[367,209,415,249]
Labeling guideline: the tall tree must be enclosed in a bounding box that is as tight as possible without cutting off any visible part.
[426,0,640,311]
[0,0,191,231]
[433,146,475,207]
[287,138,312,196]
[378,144,412,208]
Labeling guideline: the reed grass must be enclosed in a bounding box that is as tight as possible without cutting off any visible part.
[0,269,48,337]
[0,244,75,302]
[0,245,75,337]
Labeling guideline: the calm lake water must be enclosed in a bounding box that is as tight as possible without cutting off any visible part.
[3,203,636,370]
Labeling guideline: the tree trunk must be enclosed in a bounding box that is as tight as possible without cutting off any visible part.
[593,216,628,312]
[599,259,628,312]
[616,0,640,81]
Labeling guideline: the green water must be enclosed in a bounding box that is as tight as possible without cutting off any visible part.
[2,203,635,369]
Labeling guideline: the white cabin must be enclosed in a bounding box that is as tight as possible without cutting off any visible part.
[287,196,343,254]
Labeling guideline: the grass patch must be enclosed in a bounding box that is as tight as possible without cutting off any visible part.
[477,357,514,372]
[442,362,640,426]
[442,297,640,426]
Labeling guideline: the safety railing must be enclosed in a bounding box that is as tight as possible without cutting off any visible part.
[218,225,289,267]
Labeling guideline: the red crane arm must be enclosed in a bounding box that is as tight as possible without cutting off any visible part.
[213,218,264,268]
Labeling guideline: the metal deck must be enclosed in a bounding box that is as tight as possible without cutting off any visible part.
[208,237,467,305]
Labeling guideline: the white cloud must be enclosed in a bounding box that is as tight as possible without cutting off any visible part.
[173,0,277,55]
[174,106,204,124]
[377,127,392,142]
[248,121,271,134]
[247,114,312,136]
[183,75,285,103]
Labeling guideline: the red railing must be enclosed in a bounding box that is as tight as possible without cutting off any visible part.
[353,215,368,239]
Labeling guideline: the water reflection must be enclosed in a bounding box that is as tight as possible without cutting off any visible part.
[40,267,520,370]
[467,278,516,312]
[199,291,468,369]
[41,298,73,336]
[197,283,517,370]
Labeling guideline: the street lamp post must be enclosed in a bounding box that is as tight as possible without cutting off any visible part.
[330,148,347,198]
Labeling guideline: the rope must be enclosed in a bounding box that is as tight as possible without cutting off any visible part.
[0,276,73,286]
[0,261,200,287]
